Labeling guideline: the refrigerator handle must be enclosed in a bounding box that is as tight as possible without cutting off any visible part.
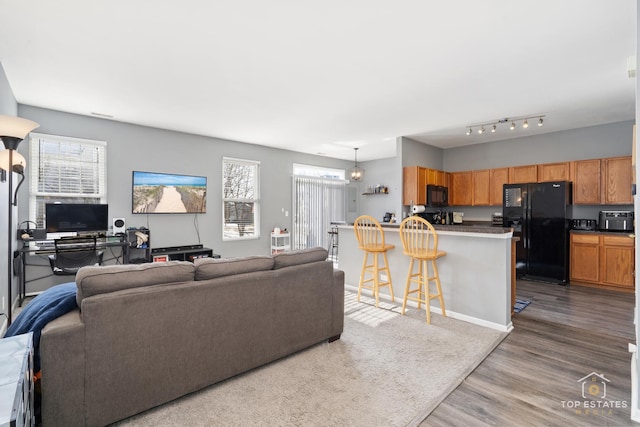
[522,190,528,249]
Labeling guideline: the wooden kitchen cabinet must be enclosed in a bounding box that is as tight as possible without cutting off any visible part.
[403,166,427,205]
[403,166,449,205]
[570,234,600,284]
[509,165,538,184]
[472,169,491,206]
[538,162,570,182]
[450,171,473,206]
[427,168,448,187]
[570,232,635,292]
[490,167,509,206]
[571,159,601,204]
[601,235,635,288]
[603,156,632,204]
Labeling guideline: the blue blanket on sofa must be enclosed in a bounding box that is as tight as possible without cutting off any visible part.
[4,282,78,371]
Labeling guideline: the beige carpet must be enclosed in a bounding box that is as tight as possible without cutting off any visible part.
[114,292,507,427]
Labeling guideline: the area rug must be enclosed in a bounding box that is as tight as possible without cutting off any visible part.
[114,292,507,427]
[514,299,531,313]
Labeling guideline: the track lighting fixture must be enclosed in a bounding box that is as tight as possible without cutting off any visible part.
[465,115,546,136]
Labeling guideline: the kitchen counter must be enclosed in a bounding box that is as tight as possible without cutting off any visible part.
[570,229,635,236]
[338,223,514,331]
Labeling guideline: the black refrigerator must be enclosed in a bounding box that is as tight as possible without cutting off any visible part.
[503,181,572,284]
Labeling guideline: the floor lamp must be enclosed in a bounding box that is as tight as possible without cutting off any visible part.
[0,115,39,326]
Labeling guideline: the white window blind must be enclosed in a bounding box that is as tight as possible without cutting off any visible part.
[292,175,346,250]
[222,157,260,240]
[29,133,107,228]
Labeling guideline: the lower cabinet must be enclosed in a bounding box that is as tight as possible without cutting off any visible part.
[570,232,635,292]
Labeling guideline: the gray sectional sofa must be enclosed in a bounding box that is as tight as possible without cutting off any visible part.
[39,247,344,426]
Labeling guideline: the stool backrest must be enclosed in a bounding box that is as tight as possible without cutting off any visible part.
[399,216,439,255]
[353,215,385,248]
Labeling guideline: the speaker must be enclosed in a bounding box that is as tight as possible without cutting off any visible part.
[112,218,126,234]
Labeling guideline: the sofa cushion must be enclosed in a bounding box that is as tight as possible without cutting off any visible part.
[75,261,196,306]
[273,247,328,270]
[194,256,274,280]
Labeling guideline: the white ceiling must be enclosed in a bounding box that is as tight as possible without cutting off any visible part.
[0,1,636,161]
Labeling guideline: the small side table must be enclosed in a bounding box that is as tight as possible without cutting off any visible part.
[271,232,290,254]
[0,332,35,427]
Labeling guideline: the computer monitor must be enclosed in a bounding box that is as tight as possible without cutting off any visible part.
[45,203,109,234]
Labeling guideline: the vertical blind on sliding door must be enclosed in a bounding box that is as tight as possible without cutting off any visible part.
[292,175,346,250]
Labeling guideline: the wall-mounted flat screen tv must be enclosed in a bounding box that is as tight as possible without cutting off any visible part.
[45,203,109,233]
[132,171,207,214]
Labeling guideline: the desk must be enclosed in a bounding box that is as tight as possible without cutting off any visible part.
[15,239,129,306]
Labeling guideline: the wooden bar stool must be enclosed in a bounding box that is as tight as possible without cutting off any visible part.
[353,215,394,307]
[399,216,447,324]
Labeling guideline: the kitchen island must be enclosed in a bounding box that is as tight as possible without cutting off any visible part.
[337,222,514,331]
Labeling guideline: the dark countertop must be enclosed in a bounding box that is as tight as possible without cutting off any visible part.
[570,229,634,236]
[379,220,512,234]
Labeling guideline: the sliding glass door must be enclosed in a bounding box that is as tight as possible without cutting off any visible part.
[292,175,346,250]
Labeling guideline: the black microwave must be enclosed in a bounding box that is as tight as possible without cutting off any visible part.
[427,185,448,207]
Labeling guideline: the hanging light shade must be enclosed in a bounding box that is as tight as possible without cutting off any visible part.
[349,147,364,181]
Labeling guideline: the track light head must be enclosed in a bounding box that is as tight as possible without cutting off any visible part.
[466,128,472,136]
[510,122,515,130]
[538,117,543,127]
[478,126,485,134]
[491,124,497,133]
[523,119,529,128]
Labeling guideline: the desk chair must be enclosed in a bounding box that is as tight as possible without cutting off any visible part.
[48,236,105,275]
[353,215,394,307]
[399,216,447,324]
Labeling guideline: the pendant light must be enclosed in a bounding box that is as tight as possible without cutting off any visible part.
[349,147,364,181]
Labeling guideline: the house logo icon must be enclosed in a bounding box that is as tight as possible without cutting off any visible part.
[577,372,610,399]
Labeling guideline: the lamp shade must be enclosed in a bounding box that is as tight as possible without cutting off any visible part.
[0,149,27,173]
[0,115,39,140]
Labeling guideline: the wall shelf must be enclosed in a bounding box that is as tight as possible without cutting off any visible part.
[362,192,389,195]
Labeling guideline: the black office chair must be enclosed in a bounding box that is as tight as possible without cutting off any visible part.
[48,236,105,275]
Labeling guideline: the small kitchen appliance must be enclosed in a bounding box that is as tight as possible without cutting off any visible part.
[598,211,634,232]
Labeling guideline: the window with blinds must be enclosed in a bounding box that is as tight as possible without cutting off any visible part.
[222,157,260,240]
[29,133,107,228]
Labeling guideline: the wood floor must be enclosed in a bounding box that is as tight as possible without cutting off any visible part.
[421,279,636,427]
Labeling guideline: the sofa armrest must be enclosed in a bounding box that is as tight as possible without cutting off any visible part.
[40,310,85,427]
[332,268,345,339]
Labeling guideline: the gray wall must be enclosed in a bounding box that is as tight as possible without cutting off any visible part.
[0,63,18,328]
[401,136,443,169]
[443,120,634,171]
[16,105,355,292]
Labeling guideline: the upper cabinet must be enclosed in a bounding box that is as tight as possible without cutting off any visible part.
[538,162,570,182]
[402,166,450,205]
[509,165,538,184]
[489,168,509,206]
[450,171,473,206]
[403,166,427,205]
[603,156,633,204]
[571,159,601,204]
[403,155,632,207]
[472,169,491,206]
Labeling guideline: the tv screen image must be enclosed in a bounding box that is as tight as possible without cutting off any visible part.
[132,171,207,214]
[45,203,109,233]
